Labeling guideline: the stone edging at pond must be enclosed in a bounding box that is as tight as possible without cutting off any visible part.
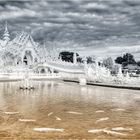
[1,78,140,91]
[63,79,140,91]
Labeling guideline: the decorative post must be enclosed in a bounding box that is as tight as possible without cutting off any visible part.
[117,67,123,78]
[78,56,87,85]
[95,60,99,79]
[73,52,77,65]
[117,66,124,84]
[83,56,87,67]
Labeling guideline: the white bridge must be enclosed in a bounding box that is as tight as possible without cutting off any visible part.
[36,61,85,74]
[0,59,86,80]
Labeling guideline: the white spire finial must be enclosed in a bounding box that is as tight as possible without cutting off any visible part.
[3,21,10,42]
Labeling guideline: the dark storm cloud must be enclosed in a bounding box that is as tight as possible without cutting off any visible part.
[1,0,140,59]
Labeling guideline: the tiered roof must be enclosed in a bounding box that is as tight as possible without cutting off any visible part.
[7,31,40,56]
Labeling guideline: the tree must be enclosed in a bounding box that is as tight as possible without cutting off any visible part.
[77,57,83,63]
[115,56,124,64]
[123,53,136,66]
[103,57,113,68]
[59,51,79,63]
[115,53,136,66]
[86,56,95,64]
[137,61,140,67]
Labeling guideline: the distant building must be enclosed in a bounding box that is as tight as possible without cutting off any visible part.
[123,64,140,76]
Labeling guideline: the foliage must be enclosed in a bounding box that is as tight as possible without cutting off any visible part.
[59,51,79,63]
[137,61,140,67]
[114,56,124,64]
[59,52,96,64]
[77,57,83,63]
[86,56,95,64]
[115,53,136,66]
[103,57,113,68]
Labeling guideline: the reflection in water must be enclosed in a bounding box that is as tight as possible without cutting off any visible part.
[0,81,140,139]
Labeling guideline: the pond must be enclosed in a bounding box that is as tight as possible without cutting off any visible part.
[0,81,140,139]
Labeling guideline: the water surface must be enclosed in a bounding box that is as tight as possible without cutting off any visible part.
[0,81,140,139]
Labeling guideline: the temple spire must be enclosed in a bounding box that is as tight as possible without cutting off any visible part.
[3,21,10,42]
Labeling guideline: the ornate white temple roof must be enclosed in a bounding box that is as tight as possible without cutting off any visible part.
[0,24,49,66]
[8,31,39,56]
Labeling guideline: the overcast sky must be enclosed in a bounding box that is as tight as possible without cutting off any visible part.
[0,0,140,60]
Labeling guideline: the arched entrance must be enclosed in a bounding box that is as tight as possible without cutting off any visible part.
[23,50,33,65]
[17,57,22,65]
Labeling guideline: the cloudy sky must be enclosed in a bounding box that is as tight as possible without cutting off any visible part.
[1,0,140,60]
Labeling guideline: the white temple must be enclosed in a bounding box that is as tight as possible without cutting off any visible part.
[0,23,85,78]
[0,24,46,67]
[0,23,136,86]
